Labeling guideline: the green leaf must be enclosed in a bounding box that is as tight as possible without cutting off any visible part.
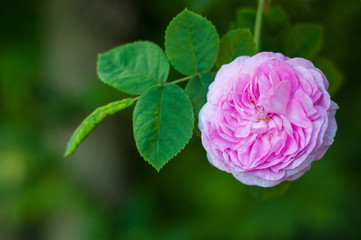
[64,98,136,156]
[215,28,257,68]
[284,23,323,59]
[234,8,256,33]
[165,9,219,76]
[315,58,344,96]
[185,73,214,117]
[263,6,289,52]
[185,73,215,136]
[97,41,170,95]
[133,84,194,170]
[265,5,289,34]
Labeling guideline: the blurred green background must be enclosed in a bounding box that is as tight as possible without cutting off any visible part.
[1,0,361,239]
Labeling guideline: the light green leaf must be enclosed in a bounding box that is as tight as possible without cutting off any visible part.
[165,9,219,76]
[64,98,136,156]
[97,41,169,95]
[284,23,323,59]
[185,73,215,136]
[215,28,257,68]
[315,58,344,96]
[133,84,194,170]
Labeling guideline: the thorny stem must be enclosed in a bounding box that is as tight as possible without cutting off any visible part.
[254,0,265,50]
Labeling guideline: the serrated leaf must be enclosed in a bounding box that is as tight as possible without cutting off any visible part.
[215,28,257,68]
[133,84,194,170]
[284,23,323,59]
[315,58,344,96]
[65,98,136,156]
[165,9,219,76]
[97,41,170,95]
[185,73,215,136]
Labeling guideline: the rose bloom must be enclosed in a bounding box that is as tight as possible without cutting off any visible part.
[199,52,338,187]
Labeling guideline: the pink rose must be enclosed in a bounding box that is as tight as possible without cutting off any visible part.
[199,52,338,187]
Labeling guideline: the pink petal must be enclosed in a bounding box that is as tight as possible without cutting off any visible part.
[286,98,311,128]
[262,80,291,114]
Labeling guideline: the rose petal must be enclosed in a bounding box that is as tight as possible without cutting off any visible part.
[261,80,290,114]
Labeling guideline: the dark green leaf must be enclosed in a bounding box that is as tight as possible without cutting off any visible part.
[185,73,214,116]
[234,8,256,33]
[216,28,257,68]
[185,73,215,136]
[165,9,219,76]
[65,98,136,156]
[315,58,344,96]
[265,5,289,34]
[133,84,194,170]
[186,0,214,13]
[97,41,169,95]
[263,6,289,52]
[284,23,323,59]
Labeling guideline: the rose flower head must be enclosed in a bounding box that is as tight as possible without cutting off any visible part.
[199,52,338,187]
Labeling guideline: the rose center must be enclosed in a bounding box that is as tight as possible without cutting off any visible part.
[254,104,272,122]
[259,117,270,122]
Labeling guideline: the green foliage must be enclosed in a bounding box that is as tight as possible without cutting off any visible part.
[261,5,290,51]
[97,41,170,95]
[284,23,323,59]
[185,73,215,135]
[133,84,194,170]
[64,98,136,156]
[185,73,215,117]
[231,8,256,33]
[315,58,344,96]
[67,9,227,170]
[165,9,219,76]
[215,28,257,68]
[265,5,289,34]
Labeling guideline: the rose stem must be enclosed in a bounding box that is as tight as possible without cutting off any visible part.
[254,0,265,50]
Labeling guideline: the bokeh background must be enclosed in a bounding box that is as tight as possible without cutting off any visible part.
[1,0,361,239]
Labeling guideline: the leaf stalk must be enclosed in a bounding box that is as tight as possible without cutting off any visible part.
[170,75,194,84]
